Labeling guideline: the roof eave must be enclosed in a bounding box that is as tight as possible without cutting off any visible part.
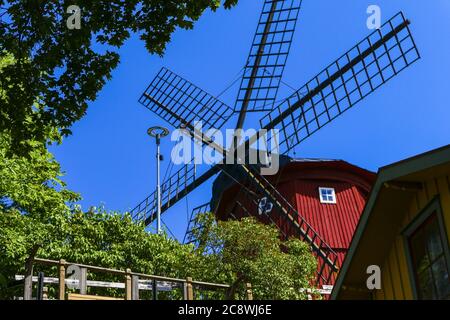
[331,144,450,300]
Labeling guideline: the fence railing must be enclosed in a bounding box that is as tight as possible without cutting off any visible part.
[23,258,253,301]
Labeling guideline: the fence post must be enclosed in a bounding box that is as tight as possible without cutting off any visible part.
[58,259,66,300]
[245,283,253,300]
[132,275,140,300]
[23,258,34,300]
[37,272,45,300]
[185,277,194,300]
[79,267,87,295]
[125,269,132,300]
[152,279,158,300]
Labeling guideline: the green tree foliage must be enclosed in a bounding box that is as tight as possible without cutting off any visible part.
[0,0,238,151]
[190,214,318,300]
[0,54,196,299]
[0,103,81,298]
[1,53,79,274]
[0,123,79,219]
[0,208,195,299]
[0,208,318,300]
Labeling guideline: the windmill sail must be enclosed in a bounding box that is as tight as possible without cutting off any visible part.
[132,67,234,225]
[139,67,234,130]
[259,12,420,154]
[183,203,211,246]
[235,0,303,112]
[131,164,221,225]
[133,12,419,228]
[130,163,196,224]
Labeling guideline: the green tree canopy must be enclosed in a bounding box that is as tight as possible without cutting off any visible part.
[0,0,237,153]
[0,209,318,300]
[190,214,318,300]
[0,207,196,299]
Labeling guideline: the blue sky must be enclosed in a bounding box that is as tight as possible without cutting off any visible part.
[51,0,450,240]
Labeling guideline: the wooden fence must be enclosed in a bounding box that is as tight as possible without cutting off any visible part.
[23,258,252,300]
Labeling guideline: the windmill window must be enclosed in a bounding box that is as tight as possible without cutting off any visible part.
[319,187,336,204]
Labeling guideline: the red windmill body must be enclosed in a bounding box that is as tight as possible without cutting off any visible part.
[212,157,375,289]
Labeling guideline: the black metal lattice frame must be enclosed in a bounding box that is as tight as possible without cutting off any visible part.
[131,190,157,223]
[183,203,211,245]
[235,0,303,112]
[259,12,420,154]
[139,67,234,130]
[131,163,197,222]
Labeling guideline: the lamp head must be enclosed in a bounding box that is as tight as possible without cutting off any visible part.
[147,126,169,138]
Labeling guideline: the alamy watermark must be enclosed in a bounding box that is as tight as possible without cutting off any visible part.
[367,5,382,30]
[67,5,81,30]
[366,265,382,290]
[170,122,280,176]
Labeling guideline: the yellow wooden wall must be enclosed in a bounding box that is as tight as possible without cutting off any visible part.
[373,174,450,300]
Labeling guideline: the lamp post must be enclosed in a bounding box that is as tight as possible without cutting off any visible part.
[147,126,169,234]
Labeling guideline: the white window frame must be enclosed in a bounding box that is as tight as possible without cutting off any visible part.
[319,187,336,204]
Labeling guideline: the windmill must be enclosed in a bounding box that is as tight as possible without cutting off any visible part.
[130,0,420,287]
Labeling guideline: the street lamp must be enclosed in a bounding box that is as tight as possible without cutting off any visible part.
[147,126,169,234]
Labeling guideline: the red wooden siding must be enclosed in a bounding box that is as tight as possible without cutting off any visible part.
[293,180,367,249]
[214,160,376,287]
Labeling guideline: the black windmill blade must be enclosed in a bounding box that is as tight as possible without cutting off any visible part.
[259,12,420,154]
[131,163,222,226]
[133,0,303,225]
[132,161,199,224]
[139,67,234,132]
[235,0,303,113]
[183,203,211,246]
[132,67,233,224]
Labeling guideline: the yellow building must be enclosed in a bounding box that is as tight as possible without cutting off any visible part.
[332,145,450,300]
